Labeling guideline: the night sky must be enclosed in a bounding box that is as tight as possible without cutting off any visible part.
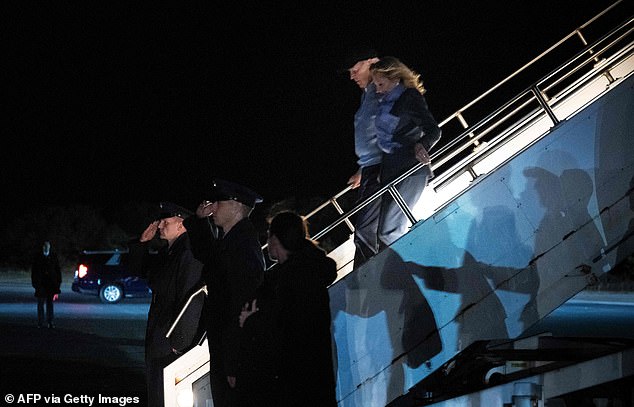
[4,1,625,220]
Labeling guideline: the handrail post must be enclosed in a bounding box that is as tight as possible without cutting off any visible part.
[467,166,478,181]
[457,111,481,147]
[330,197,355,233]
[386,184,418,226]
[531,85,560,126]
[576,29,616,84]
[576,29,601,63]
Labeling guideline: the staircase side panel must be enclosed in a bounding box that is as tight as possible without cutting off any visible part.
[332,74,634,406]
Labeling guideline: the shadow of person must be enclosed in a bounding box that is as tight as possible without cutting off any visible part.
[524,166,605,261]
[379,247,521,403]
[329,246,443,405]
[617,175,634,260]
[520,164,608,330]
[380,249,442,368]
[333,216,525,404]
[607,175,634,287]
[333,164,609,404]
[402,250,510,347]
[376,249,443,402]
[464,205,537,337]
[560,168,605,246]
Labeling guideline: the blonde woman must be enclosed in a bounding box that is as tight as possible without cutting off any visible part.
[368,56,441,251]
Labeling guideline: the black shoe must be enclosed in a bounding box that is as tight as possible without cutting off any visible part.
[47,323,55,329]
[37,323,43,329]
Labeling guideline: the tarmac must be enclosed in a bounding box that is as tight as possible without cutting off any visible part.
[0,275,631,405]
[0,322,147,403]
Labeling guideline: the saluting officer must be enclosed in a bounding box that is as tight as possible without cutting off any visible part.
[129,202,204,407]
[184,179,265,407]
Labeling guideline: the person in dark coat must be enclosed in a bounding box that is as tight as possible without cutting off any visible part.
[184,179,265,407]
[242,211,338,407]
[237,270,280,407]
[357,56,441,258]
[31,240,62,328]
[129,202,204,407]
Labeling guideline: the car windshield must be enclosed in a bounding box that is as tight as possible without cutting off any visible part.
[79,251,128,266]
[105,253,121,265]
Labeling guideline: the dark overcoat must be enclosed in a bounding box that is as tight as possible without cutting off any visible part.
[130,233,204,359]
[31,251,61,298]
[185,216,265,377]
[237,265,281,405]
[274,242,338,407]
[381,88,441,182]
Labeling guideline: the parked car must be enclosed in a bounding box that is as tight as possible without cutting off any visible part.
[72,249,152,304]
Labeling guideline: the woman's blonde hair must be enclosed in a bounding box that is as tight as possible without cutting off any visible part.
[370,56,426,94]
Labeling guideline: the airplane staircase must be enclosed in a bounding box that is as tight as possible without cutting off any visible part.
[313,4,634,406]
[162,3,634,406]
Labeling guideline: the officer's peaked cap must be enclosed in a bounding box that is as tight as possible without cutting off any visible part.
[209,179,263,208]
[157,202,193,220]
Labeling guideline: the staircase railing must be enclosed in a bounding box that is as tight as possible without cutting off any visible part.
[294,2,632,260]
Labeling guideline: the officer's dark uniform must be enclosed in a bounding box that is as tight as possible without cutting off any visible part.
[129,202,204,407]
[184,179,265,407]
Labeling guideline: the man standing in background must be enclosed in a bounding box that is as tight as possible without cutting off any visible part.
[31,240,61,328]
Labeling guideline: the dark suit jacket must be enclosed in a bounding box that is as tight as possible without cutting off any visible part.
[31,252,61,298]
[381,88,441,182]
[130,233,204,358]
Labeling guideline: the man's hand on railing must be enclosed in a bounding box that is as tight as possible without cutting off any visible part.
[347,170,362,189]
[415,143,431,165]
